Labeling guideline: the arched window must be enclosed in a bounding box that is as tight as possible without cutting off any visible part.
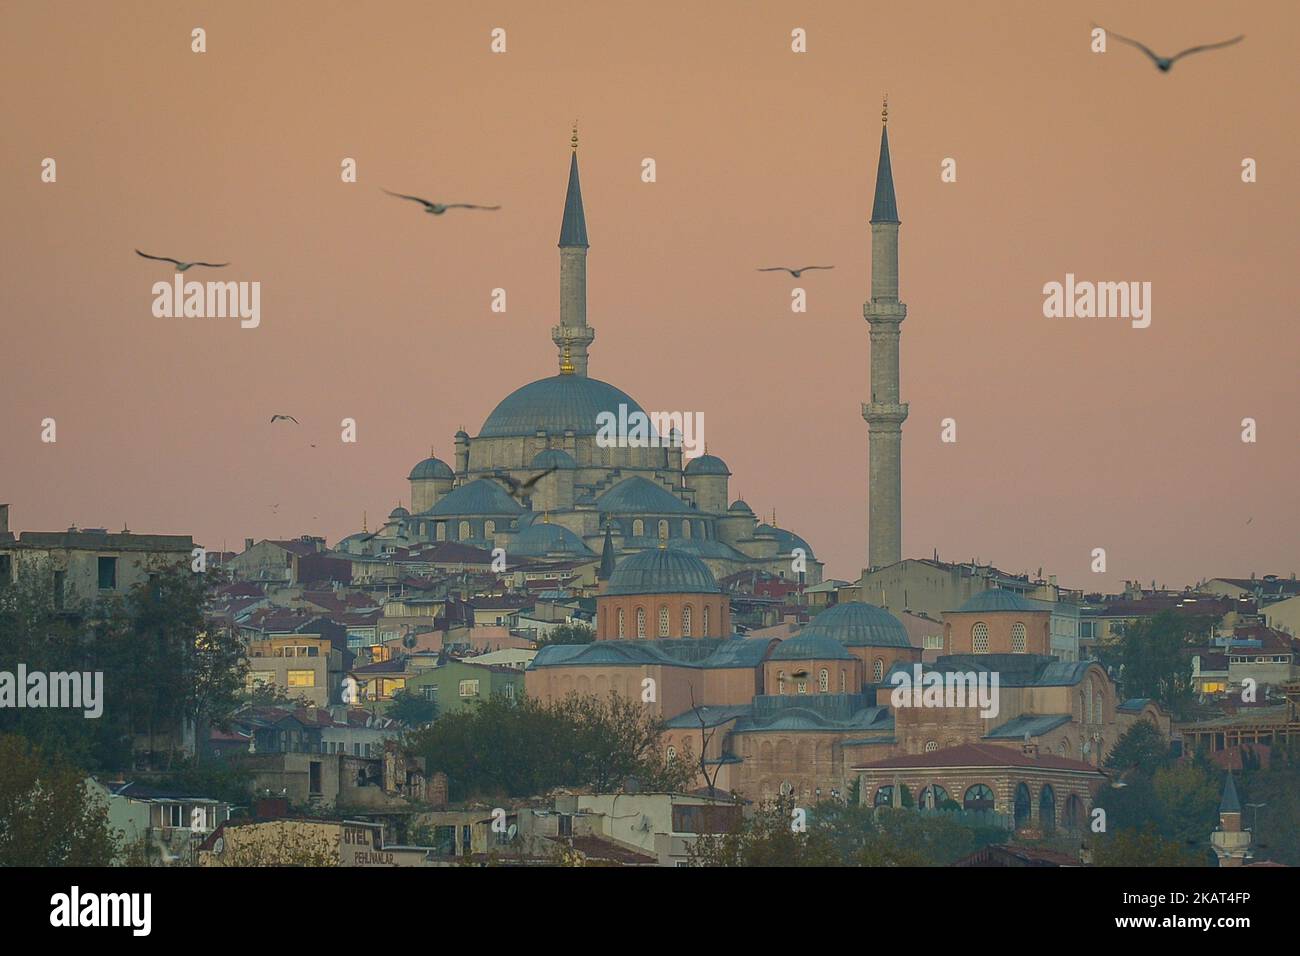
[682,604,693,637]
[435,522,445,541]
[636,607,646,638]
[1093,681,1104,723]
[484,519,496,537]
[873,658,884,682]
[797,679,807,694]
[777,670,785,694]
[918,784,949,809]
[458,520,470,540]
[1086,688,1094,723]
[1062,794,1085,831]
[1011,622,1027,653]
[658,605,670,637]
[1039,784,1056,833]
[632,519,644,537]
[702,605,710,635]
[617,608,625,638]
[924,740,938,752]
[964,784,995,811]
[1013,782,1032,828]
[818,668,829,692]
[972,622,990,653]
[873,785,897,807]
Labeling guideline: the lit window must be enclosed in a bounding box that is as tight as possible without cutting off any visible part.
[287,670,316,688]
[667,746,677,761]
[972,622,990,653]
[797,680,807,694]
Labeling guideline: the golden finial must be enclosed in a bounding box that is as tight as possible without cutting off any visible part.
[543,510,550,524]
[882,93,888,125]
[658,523,668,550]
[772,508,778,526]
[571,121,579,151]
[362,510,368,533]
[560,344,575,375]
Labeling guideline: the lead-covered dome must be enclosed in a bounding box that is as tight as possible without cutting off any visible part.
[606,548,719,596]
[408,457,454,481]
[799,602,910,648]
[479,374,646,438]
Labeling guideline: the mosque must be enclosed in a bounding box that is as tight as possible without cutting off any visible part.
[337,125,823,587]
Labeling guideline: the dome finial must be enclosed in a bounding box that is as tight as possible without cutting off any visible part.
[571,121,579,151]
[882,93,888,125]
[362,510,367,533]
[543,510,550,524]
[559,344,575,375]
[658,522,668,550]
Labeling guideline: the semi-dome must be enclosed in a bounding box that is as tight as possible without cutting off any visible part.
[530,448,578,470]
[429,478,524,516]
[408,457,454,481]
[799,602,910,648]
[955,589,1039,614]
[479,374,646,439]
[728,499,754,514]
[512,521,595,557]
[389,506,410,519]
[597,476,689,514]
[770,633,855,662]
[606,548,719,596]
[684,454,731,476]
[753,523,815,559]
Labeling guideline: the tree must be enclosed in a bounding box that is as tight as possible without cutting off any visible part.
[388,688,439,726]
[1112,611,1206,715]
[688,794,841,866]
[0,734,120,866]
[536,623,596,647]
[1104,719,1171,782]
[1093,827,1202,867]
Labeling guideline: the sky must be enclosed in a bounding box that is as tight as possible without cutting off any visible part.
[1,0,1296,591]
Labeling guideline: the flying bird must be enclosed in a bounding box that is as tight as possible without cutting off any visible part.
[270,415,299,424]
[1096,24,1244,72]
[382,190,501,215]
[135,249,229,271]
[491,467,557,495]
[757,265,835,278]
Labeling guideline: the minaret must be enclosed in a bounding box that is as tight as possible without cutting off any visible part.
[552,123,594,377]
[1211,771,1252,866]
[862,96,908,570]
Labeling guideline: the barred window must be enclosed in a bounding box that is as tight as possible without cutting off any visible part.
[1011,622,1027,653]
[972,622,990,653]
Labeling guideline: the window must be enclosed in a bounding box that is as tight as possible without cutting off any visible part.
[53,570,66,609]
[682,605,692,637]
[97,556,117,590]
[658,605,670,637]
[504,683,516,700]
[287,670,316,687]
[818,668,829,692]
[666,746,677,761]
[458,520,470,539]
[165,804,183,828]
[1011,622,1027,653]
[422,685,438,701]
[924,634,944,649]
[797,680,807,694]
[777,670,785,694]
[459,679,480,698]
[617,608,625,637]
[702,605,710,634]
[657,519,668,540]
[963,784,995,811]
[839,670,846,692]
[972,622,989,653]
[485,519,496,536]
[873,658,884,682]
[636,607,646,638]
[682,521,691,539]
[924,740,938,752]
[632,519,645,537]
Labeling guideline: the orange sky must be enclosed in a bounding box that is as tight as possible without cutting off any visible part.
[1,0,1296,590]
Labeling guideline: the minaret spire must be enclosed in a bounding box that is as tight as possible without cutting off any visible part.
[862,94,908,570]
[553,122,595,376]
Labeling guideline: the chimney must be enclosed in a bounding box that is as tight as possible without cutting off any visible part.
[0,503,8,535]
[244,538,254,552]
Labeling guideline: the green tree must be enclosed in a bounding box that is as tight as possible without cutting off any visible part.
[688,795,841,866]
[536,623,596,647]
[388,687,439,726]
[1104,719,1171,782]
[0,734,120,866]
[1112,611,1206,715]
[1093,827,1202,867]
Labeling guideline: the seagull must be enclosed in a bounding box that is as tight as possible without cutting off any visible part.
[757,265,834,278]
[135,249,229,271]
[270,415,299,424]
[382,190,500,215]
[1096,24,1244,72]
[491,467,557,495]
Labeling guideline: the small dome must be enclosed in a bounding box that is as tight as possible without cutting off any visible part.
[429,478,524,516]
[597,476,689,514]
[799,602,910,648]
[770,633,855,662]
[955,589,1039,614]
[455,429,470,440]
[389,506,410,519]
[408,457,454,481]
[753,524,815,560]
[684,454,731,476]
[606,548,719,596]
[512,521,594,557]
[530,448,578,470]
[728,499,754,514]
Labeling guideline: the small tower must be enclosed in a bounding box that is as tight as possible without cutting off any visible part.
[862,95,909,571]
[453,427,470,477]
[552,124,595,377]
[1210,772,1252,866]
[597,524,616,594]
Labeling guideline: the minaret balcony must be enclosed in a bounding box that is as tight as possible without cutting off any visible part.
[863,300,907,321]
[862,402,909,425]
[551,324,595,345]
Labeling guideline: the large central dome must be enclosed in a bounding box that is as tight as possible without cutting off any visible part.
[479,374,646,438]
